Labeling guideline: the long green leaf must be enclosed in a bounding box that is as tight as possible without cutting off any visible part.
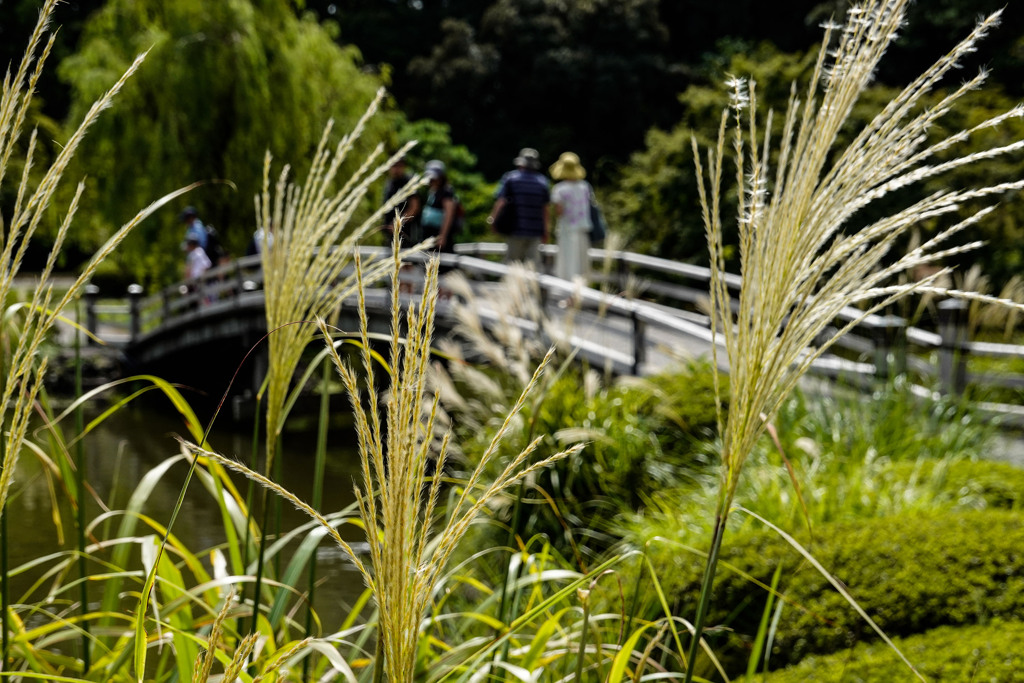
[606,619,663,683]
[436,552,634,683]
[745,562,783,679]
[738,506,925,681]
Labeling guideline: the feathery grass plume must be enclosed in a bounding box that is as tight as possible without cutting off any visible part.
[249,91,427,640]
[186,244,581,682]
[0,0,156,518]
[322,247,583,682]
[687,0,1024,679]
[256,88,426,473]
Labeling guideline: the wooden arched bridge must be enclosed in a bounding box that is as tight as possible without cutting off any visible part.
[83,243,1024,423]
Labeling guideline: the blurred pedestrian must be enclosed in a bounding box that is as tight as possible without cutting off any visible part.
[420,160,459,254]
[549,151,593,284]
[488,148,550,268]
[381,157,421,245]
[180,206,208,250]
[184,237,211,282]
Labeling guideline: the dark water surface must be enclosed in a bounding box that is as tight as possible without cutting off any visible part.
[8,401,367,634]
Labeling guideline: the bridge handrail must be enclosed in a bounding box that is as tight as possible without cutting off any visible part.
[82,243,1024,415]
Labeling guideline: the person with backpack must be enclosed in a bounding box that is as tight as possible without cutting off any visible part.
[487,148,550,269]
[419,160,460,254]
[180,205,229,265]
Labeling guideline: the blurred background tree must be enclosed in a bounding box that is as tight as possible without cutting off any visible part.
[2,0,1022,288]
[56,0,389,285]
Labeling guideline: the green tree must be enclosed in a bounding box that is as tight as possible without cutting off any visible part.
[58,0,388,286]
[606,45,817,265]
[403,0,685,179]
[608,43,1024,284]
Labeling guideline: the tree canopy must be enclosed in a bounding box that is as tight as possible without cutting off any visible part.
[4,0,1023,286]
[57,0,388,284]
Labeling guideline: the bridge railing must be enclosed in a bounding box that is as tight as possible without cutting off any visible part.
[82,243,1024,421]
[451,244,1024,419]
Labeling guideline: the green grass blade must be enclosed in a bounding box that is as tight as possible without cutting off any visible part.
[745,562,783,679]
[606,619,662,683]
[738,506,925,681]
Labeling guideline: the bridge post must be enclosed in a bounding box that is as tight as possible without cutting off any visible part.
[162,287,172,320]
[128,284,143,341]
[84,284,100,346]
[938,298,969,395]
[617,255,629,294]
[868,314,907,379]
[631,304,646,375]
[234,261,245,306]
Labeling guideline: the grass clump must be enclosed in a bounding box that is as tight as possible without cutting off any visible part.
[733,380,998,527]
[623,379,1001,550]
[752,620,1024,683]
[191,250,586,682]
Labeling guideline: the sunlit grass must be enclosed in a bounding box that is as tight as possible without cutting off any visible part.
[688,0,1024,678]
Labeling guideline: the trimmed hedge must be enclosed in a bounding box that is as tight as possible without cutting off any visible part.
[656,509,1024,672]
[884,458,1024,510]
[754,620,1024,682]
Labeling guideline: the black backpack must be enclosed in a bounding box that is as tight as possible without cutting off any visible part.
[205,224,228,262]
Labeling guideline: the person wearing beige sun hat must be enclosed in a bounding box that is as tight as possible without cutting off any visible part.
[549,152,594,285]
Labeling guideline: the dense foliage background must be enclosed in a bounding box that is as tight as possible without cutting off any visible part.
[3,0,1023,286]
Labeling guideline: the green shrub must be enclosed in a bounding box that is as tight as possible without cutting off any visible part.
[649,509,1024,674]
[884,459,1024,511]
[753,620,1024,682]
[451,360,722,558]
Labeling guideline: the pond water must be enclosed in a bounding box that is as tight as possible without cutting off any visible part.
[8,399,367,634]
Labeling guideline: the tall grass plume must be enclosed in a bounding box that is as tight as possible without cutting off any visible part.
[686,0,1024,679]
[189,242,582,681]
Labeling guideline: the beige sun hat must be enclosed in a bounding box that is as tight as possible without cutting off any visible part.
[550,152,586,181]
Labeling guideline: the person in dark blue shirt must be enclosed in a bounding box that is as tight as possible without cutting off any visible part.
[488,148,550,268]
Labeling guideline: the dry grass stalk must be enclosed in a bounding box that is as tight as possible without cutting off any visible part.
[687,0,1024,678]
[186,243,581,682]
[0,0,181,517]
[256,88,427,472]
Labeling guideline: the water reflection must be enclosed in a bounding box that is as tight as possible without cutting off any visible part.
[9,401,367,633]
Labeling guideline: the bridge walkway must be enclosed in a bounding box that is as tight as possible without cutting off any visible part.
[78,242,1024,425]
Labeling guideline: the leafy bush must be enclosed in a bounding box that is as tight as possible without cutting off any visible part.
[623,380,1002,550]
[884,458,1024,511]
[446,359,722,559]
[753,620,1024,682]
[532,362,719,496]
[648,509,1024,673]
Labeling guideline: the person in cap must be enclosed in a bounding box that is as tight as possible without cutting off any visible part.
[179,206,208,251]
[419,160,459,253]
[487,147,550,268]
[549,151,594,284]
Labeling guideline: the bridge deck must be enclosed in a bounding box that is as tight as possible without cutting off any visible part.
[77,243,1024,424]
